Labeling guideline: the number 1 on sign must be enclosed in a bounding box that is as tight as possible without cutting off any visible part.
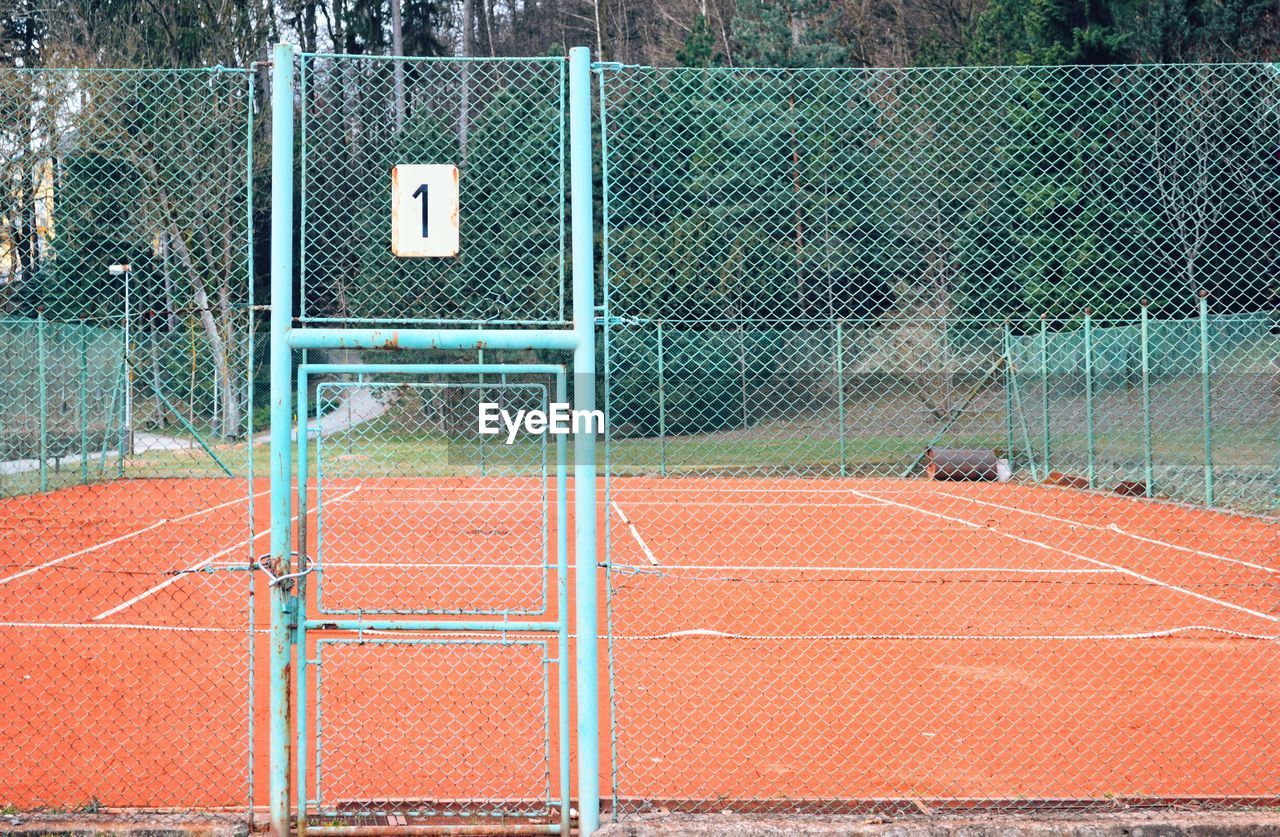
[413,183,429,238]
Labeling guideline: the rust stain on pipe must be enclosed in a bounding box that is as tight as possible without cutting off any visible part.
[304,825,561,836]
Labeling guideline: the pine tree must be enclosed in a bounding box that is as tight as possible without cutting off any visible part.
[732,0,848,67]
[676,13,720,67]
[965,0,1134,64]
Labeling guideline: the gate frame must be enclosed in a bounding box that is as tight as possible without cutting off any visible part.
[268,43,600,837]
[295,363,571,834]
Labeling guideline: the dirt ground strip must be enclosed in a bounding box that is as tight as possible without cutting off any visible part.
[597,809,1280,836]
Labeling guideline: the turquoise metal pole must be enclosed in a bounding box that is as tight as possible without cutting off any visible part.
[80,328,88,484]
[555,372,571,837]
[287,327,579,352]
[303,362,566,376]
[1198,290,1214,506]
[244,68,257,826]
[479,347,487,477]
[835,320,846,477]
[1083,309,1095,489]
[569,45,600,837]
[302,618,564,632]
[140,378,236,477]
[98,357,125,478]
[294,368,310,837]
[1039,314,1049,475]
[121,266,131,467]
[268,41,297,837]
[656,321,666,477]
[1140,300,1153,497]
[37,308,47,492]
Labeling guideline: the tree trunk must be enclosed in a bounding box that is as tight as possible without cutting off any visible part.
[391,0,404,131]
[460,0,473,162]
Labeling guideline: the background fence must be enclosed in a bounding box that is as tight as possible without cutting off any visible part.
[599,62,1278,816]
[0,66,258,815]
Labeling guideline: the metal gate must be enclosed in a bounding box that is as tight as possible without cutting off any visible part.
[267,45,600,837]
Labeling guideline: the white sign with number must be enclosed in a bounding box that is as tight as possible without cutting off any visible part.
[391,164,460,258]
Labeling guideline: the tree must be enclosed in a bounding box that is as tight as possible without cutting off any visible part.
[965,0,1135,64]
[733,0,849,67]
[677,12,721,66]
[1127,0,1279,61]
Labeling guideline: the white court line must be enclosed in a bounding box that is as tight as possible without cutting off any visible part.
[90,487,361,621]
[614,625,1279,642]
[611,486,899,496]
[331,500,545,512]
[845,486,1279,624]
[610,500,659,566]
[0,488,272,586]
[344,497,882,511]
[0,620,264,633]
[607,500,885,509]
[323,562,546,569]
[321,562,1110,574]
[328,498,544,504]
[935,490,1278,574]
[325,563,1116,578]
[611,563,1116,574]
[1,620,1271,641]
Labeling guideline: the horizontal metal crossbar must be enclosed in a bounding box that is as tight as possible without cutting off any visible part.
[300,363,567,378]
[305,619,563,632]
[287,328,581,352]
[303,824,563,835]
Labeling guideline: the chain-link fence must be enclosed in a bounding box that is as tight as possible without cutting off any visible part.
[298,54,567,325]
[0,66,258,818]
[2,53,1278,825]
[600,63,1279,815]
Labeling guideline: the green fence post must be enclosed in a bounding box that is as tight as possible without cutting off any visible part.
[1003,321,1015,469]
[656,321,666,477]
[268,41,297,837]
[120,264,133,465]
[737,323,749,428]
[37,307,48,492]
[1040,314,1049,476]
[1083,308,1095,489]
[117,320,127,479]
[80,327,89,484]
[835,320,846,477]
[1140,299,1153,497]
[98,354,126,479]
[1004,329,1039,483]
[1198,289,1214,506]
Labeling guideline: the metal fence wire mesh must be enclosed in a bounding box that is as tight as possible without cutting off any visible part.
[599,63,1279,815]
[0,67,257,816]
[314,638,554,817]
[312,379,551,616]
[298,55,567,324]
[1,52,1278,824]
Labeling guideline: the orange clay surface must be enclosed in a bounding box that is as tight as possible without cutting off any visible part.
[0,476,1276,812]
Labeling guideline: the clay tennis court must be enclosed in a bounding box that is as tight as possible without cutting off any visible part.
[1,475,1276,813]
